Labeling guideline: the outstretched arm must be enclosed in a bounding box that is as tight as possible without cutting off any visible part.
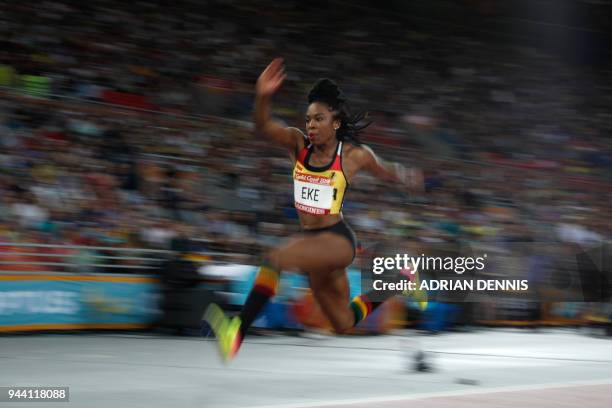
[254,58,304,153]
[359,145,424,192]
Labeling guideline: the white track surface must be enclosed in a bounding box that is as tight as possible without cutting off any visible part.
[1,329,611,407]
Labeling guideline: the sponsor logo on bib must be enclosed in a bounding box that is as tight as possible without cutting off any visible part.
[294,172,332,186]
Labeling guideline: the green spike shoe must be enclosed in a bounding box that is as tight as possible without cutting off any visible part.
[203,303,243,362]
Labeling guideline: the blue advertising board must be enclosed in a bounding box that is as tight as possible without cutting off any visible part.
[0,274,161,332]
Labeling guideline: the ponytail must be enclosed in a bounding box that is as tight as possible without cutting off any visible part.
[308,78,371,145]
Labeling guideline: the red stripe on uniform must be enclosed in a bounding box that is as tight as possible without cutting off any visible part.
[330,155,342,171]
[297,147,309,163]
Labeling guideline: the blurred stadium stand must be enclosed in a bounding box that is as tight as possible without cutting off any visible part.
[0,0,610,333]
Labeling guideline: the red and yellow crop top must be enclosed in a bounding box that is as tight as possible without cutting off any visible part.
[292,141,348,215]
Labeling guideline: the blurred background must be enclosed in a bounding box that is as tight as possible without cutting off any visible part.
[0,0,611,336]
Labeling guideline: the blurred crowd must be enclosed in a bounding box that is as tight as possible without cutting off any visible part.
[0,0,610,279]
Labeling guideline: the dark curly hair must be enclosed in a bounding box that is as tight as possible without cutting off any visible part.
[307,78,371,145]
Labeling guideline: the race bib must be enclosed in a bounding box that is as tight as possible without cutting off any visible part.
[294,177,334,215]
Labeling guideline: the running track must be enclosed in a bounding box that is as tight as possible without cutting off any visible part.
[1,329,610,407]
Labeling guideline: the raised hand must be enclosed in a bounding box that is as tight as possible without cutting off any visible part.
[256,58,286,97]
[394,163,425,193]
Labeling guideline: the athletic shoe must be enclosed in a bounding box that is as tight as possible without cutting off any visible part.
[203,303,242,362]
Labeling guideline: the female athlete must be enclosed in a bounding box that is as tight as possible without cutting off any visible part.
[205,58,423,361]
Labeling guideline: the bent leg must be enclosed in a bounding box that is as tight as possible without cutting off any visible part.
[206,230,355,362]
[265,231,354,273]
[240,232,354,339]
[310,269,354,333]
[310,269,399,334]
